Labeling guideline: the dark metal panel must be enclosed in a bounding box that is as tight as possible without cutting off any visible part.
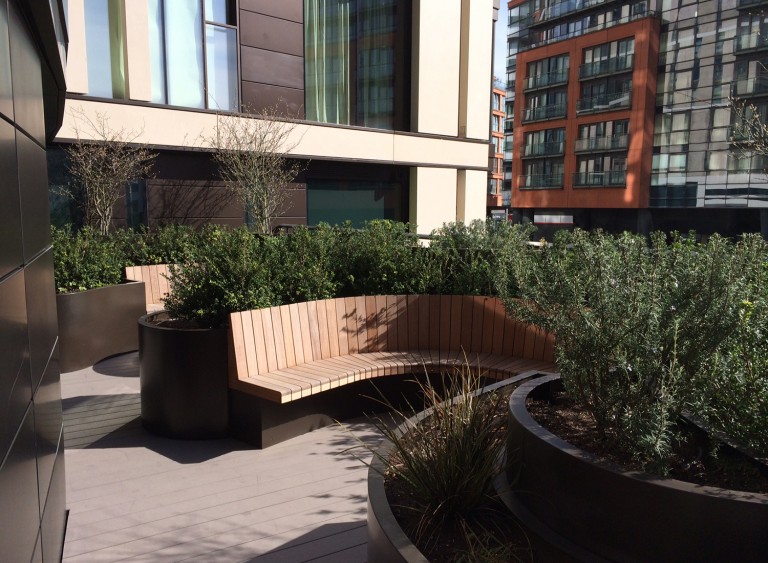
[240,11,303,56]
[0,0,13,120]
[0,268,31,458]
[240,81,304,116]
[8,2,44,145]
[17,131,50,262]
[284,186,308,216]
[40,442,66,563]
[34,354,62,513]
[0,405,41,563]
[0,118,22,279]
[240,46,304,90]
[25,249,57,389]
[239,0,304,22]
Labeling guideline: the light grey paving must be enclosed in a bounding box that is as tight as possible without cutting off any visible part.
[62,353,381,562]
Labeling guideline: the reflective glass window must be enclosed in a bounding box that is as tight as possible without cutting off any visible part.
[205,0,236,25]
[84,0,126,98]
[205,24,238,111]
[148,0,166,103]
[165,2,205,108]
[307,179,404,227]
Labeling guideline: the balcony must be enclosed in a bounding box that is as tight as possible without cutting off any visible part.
[733,76,768,97]
[518,173,564,189]
[574,134,629,152]
[573,170,627,187]
[522,140,565,158]
[739,0,768,9]
[734,32,768,54]
[529,0,611,28]
[728,125,754,143]
[579,55,634,80]
[524,69,569,91]
[525,9,659,51]
[576,90,631,113]
[523,103,567,123]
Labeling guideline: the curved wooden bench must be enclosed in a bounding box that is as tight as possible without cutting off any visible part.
[125,264,171,312]
[228,295,557,447]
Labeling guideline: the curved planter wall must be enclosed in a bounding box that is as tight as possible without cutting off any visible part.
[506,375,768,563]
[138,313,229,439]
[57,281,146,372]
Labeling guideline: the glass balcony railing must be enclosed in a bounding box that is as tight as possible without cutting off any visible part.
[738,0,768,7]
[573,170,627,187]
[728,125,753,143]
[526,9,659,51]
[522,141,565,157]
[530,0,610,26]
[576,90,631,113]
[519,173,564,189]
[574,134,629,152]
[524,69,569,91]
[734,32,768,53]
[579,55,634,80]
[733,76,768,96]
[523,103,567,122]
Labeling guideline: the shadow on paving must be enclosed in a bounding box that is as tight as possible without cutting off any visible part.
[247,521,368,562]
[90,351,140,377]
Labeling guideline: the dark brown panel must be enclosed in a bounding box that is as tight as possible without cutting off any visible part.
[9,2,44,145]
[284,186,307,216]
[0,269,31,457]
[34,355,62,513]
[240,0,304,22]
[0,406,40,563]
[0,0,12,120]
[240,46,304,89]
[40,444,66,563]
[241,81,304,117]
[240,11,303,56]
[17,131,50,260]
[0,118,21,278]
[25,249,57,389]
[146,180,243,227]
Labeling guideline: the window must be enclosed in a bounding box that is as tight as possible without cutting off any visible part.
[304,0,411,130]
[148,0,238,110]
[307,178,405,227]
[84,0,126,98]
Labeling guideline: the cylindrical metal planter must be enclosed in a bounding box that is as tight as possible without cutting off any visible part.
[138,312,229,439]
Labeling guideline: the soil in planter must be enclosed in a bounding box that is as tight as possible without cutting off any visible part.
[526,391,768,494]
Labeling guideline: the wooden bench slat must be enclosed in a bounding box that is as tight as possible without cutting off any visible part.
[250,309,269,375]
[260,307,279,372]
[459,296,474,353]
[407,295,419,351]
[492,298,506,355]
[395,295,408,351]
[471,296,486,353]
[306,300,323,361]
[238,311,259,377]
[325,298,341,357]
[344,296,360,354]
[296,302,313,365]
[418,295,430,350]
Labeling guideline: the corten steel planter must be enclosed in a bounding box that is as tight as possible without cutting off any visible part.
[138,312,228,439]
[57,281,146,372]
[505,375,768,563]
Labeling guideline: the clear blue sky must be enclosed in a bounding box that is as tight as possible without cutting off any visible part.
[494,2,508,81]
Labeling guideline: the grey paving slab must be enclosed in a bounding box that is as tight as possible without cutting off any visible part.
[62,353,381,563]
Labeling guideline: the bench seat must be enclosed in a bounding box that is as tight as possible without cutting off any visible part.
[124,264,171,312]
[231,351,556,403]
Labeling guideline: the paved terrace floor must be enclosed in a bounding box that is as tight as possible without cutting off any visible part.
[61,353,383,562]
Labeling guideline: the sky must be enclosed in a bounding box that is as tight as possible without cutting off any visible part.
[493,2,509,81]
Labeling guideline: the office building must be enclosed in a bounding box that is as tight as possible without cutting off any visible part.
[489,81,506,208]
[54,0,500,234]
[506,0,768,236]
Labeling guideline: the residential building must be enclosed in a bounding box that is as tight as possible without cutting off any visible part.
[53,0,500,234]
[0,0,68,561]
[505,0,768,236]
[489,81,506,208]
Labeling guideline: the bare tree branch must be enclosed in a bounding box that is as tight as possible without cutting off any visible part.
[63,108,156,234]
[205,104,305,235]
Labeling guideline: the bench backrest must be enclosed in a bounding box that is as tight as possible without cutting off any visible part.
[125,264,171,308]
[229,295,554,380]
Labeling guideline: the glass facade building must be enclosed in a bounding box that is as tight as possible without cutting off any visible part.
[506,0,768,235]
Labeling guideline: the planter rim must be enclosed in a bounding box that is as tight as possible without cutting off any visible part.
[139,312,227,332]
[366,370,547,562]
[57,279,143,296]
[511,375,768,503]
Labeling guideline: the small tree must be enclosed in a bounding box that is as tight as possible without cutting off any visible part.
[729,97,768,159]
[207,104,303,235]
[63,108,156,235]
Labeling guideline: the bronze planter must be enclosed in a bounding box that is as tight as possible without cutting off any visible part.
[138,313,229,439]
[505,375,768,562]
[57,281,146,372]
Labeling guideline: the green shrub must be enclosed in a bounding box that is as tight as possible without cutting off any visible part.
[333,220,434,296]
[163,227,277,328]
[429,220,534,296]
[123,224,198,265]
[497,230,759,467]
[268,225,340,304]
[52,225,125,293]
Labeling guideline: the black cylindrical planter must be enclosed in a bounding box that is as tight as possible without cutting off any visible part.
[506,375,768,563]
[138,312,229,439]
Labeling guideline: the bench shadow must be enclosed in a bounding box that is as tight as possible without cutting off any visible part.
[245,521,367,562]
